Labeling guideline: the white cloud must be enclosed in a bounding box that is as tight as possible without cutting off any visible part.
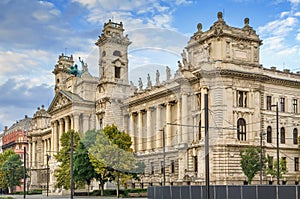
[280,11,290,18]
[296,32,300,41]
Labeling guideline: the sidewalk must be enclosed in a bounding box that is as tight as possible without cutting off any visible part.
[0,194,148,199]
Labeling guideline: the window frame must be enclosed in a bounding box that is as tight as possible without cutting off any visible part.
[280,97,285,112]
[266,96,272,110]
[293,128,298,145]
[267,126,272,143]
[280,127,285,144]
[237,118,247,141]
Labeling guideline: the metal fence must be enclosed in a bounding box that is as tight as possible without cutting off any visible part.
[147,185,300,199]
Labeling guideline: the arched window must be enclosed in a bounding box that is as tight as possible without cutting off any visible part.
[293,128,298,145]
[113,50,121,57]
[267,126,272,143]
[102,50,106,57]
[280,127,285,144]
[237,118,246,141]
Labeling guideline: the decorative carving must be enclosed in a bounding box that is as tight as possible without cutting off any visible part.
[147,73,152,89]
[155,70,160,86]
[138,77,143,91]
[166,66,171,81]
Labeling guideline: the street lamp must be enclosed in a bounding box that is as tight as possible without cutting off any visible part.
[271,103,279,185]
[159,127,166,186]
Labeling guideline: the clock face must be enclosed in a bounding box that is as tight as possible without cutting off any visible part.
[116,60,121,67]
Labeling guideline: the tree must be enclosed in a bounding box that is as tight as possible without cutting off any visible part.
[89,125,137,196]
[266,156,287,179]
[73,141,97,195]
[54,130,80,190]
[240,147,265,184]
[2,154,23,193]
[0,149,15,190]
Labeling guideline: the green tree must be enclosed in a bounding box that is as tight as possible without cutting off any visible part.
[54,130,80,190]
[2,154,23,193]
[240,147,265,184]
[73,141,97,195]
[89,125,137,196]
[0,149,15,190]
[266,156,287,179]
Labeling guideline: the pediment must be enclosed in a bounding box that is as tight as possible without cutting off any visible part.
[47,91,72,113]
[112,58,125,66]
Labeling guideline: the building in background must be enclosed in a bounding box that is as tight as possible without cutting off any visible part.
[2,115,31,192]
[23,12,300,193]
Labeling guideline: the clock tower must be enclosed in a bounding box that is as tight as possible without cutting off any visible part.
[95,20,131,129]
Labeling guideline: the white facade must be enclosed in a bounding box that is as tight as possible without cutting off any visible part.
[27,12,300,192]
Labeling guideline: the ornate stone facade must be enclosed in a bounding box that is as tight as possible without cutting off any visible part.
[27,12,300,193]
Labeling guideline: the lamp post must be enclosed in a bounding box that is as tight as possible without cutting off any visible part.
[23,147,26,199]
[271,103,279,185]
[159,127,166,186]
[70,131,74,199]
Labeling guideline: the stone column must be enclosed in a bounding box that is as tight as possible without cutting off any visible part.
[73,113,80,133]
[65,116,70,133]
[156,105,162,148]
[70,115,74,130]
[123,114,129,134]
[28,142,32,168]
[166,102,172,147]
[53,121,58,153]
[129,113,136,151]
[138,110,143,151]
[82,114,90,134]
[146,108,153,150]
[59,119,64,150]
[32,140,36,167]
[177,99,182,144]
[182,93,188,143]
[44,140,47,165]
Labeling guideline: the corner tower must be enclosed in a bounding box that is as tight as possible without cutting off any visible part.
[52,53,74,92]
[95,20,131,129]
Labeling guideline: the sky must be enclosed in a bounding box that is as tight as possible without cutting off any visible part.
[1,0,300,131]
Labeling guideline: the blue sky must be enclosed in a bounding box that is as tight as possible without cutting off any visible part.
[1,0,300,131]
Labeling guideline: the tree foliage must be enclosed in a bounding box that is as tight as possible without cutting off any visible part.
[2,153,23,193]
[265,156,287,179]
[73,141,97,190]
[240,147,265,184]
[54,130,80,190]
[88,125,140,195]
[0,149,15,189]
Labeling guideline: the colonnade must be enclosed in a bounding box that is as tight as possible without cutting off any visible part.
[28,137,51,168]
[128,94,190,152]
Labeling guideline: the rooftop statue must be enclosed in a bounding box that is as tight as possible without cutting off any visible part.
[68,64,82,77]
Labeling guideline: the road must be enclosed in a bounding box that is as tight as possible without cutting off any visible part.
[0,194,148,199]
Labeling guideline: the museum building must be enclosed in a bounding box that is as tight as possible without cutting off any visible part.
[26,12,300,192]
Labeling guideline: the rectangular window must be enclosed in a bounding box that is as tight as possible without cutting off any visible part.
[293,99,298,113]
[237,91,247,107]
[161,161,164,174]
[151,162,154,175]
[280,97,285,112]
[266,96,272,110]
[115,66,121,78]
[171,160,175,174]
[194,156,198,172]
[295,157,299,171]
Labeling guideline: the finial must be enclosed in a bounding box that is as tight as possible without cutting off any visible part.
[217,12,223,20]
